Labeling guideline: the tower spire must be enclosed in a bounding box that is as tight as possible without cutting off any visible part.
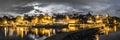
[105,12,110,18]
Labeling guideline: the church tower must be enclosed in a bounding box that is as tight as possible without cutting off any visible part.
[105,12,110,18]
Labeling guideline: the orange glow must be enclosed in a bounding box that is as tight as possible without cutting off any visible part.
[0,13,118,39]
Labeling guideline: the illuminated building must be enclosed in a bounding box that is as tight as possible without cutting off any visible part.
[0,13,119,40]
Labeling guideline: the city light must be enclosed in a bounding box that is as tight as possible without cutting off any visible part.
[0,13,119,40]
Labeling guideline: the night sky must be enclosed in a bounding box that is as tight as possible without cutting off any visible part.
[0,0,120,17]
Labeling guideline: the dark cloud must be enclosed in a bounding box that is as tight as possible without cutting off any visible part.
[11,6,34,14]
[0,0,120,17]
[0,0,112,10]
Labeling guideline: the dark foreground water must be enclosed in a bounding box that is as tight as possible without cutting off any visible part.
[0,27,119,40]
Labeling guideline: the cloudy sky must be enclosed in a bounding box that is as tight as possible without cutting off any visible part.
[0,0,120,40]
[0,0,120,17]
